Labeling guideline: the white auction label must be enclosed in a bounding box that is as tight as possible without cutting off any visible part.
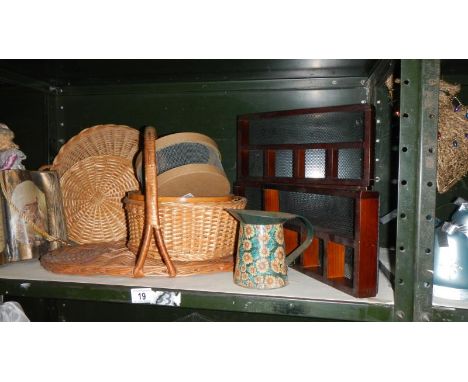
[131,288,154,304]
[130,288,181,306]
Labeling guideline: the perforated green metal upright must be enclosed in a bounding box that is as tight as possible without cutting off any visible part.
[394,60,439,321]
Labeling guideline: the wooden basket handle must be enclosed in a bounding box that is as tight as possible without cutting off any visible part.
[133,126,177,278]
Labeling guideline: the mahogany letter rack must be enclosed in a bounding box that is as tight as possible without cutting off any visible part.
[235,104,379,298]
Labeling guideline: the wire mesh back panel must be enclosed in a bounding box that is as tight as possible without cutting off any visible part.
[248,150,264,177]
[338,149,363,179]
[244,187,262,210]
[305,149,326,178]
[275,150,293,177]
[279,190,355,239]
[156,143,223,175]
[249,111,365,145]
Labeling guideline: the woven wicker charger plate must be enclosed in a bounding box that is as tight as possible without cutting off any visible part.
[61,155,139,244]
[51,124,140,177]
[40,242,233,277]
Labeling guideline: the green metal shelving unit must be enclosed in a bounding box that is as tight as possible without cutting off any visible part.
[0,59,467,321]
[395,60,439,321]
[0,278,393,322]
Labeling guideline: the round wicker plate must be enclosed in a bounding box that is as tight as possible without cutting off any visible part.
[61,155,139,244]
[51,124,140,177]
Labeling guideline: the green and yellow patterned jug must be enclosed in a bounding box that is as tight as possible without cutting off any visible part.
[226,210,314,289]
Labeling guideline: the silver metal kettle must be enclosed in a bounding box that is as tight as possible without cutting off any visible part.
[433,198,468,300]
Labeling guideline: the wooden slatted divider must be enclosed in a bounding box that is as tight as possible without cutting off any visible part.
[354,191,379,297]
[264,150,276,177]
[301,237,320,268]
[293,149,305,179]
[326,241,346,279]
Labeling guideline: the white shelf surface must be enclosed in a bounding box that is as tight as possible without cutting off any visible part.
[433,293,468,310]
[0,255,394,306]
[4,248,467,313]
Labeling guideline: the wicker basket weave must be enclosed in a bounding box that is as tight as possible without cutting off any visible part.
[49,124,140,177]
[61,155,139,243]
[40,124,141,243]
[437,80,468,193]
[41,241,234,277]
[125,192,246,261]
[40,126,244,278]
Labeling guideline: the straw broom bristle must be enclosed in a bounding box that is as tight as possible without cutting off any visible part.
[437,80,468,193]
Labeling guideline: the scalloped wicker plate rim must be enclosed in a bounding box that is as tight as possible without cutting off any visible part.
[52,124,140,169]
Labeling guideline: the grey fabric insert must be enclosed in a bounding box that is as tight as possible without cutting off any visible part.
[156,142,222,175]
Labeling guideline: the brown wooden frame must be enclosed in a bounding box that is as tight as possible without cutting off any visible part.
[235,183,379,298]
[237,104,374,189]
[235,103,378,298]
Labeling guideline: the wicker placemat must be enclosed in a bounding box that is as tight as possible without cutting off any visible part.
[40,242,233,277]
[60,155,140,244]
[50,124,140,177]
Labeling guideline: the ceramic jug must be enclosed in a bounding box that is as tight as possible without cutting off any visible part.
[226,209,314,289]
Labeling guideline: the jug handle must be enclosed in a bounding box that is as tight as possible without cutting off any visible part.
[286,215,315,266]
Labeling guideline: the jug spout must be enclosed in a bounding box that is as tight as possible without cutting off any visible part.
[225,209,297,225]
[224,208,243,222]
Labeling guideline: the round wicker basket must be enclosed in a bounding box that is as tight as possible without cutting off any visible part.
[125,192,247,261]
[50,124,140,177]
[61,155,139,243]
